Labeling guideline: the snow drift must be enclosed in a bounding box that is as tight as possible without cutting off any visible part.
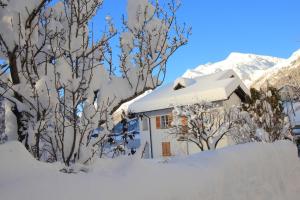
[0,141,300,200]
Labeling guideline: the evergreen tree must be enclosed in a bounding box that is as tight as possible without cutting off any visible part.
[244,86,291,142]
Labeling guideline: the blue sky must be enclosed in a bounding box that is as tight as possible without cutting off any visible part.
[93,0,300,84]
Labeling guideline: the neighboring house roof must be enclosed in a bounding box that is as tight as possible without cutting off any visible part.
[128,70,250,113]
[112,90,152,123]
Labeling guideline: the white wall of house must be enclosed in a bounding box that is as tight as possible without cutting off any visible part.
[139,92,242,159]
[139,109,198,158]
[223,92,242,109]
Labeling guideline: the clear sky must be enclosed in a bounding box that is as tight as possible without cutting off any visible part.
[93,0,300,84]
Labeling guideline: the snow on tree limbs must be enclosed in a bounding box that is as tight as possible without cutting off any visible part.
[0,0,190,166]
[170,102,257,151]
[170,88,292,151]
[244,87,291,142]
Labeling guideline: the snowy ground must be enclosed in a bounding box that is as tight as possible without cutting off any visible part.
[1,141,300,200]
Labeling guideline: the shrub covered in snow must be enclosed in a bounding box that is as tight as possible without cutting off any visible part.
[171,91,292,150]
[244,87,292,142]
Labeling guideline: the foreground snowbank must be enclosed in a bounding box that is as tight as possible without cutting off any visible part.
[0,141,300,200]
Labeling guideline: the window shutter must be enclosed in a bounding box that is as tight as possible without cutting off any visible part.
[181,116,187,126]
[156,116,161,129]
[181,116,188,134]
[162,142,171,156]
[166,142,171,156]
[162,143,166,156]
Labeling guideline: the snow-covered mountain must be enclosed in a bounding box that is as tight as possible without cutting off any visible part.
[182,52,285,88]
[252,49,300,89]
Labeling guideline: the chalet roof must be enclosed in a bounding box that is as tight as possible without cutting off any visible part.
[129,69,250,113]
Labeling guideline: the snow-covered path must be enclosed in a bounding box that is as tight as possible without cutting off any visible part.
[1,141,300,200]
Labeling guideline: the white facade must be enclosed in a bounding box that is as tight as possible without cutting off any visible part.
[139,108,198,158]
[139,92,243,159]
[222,92,242,109]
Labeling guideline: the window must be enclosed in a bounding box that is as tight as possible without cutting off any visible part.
[181,116,188,134]
[162,142,171,156]
[161,115,168,129]
[156,114,173,129]
[142,117,148,131]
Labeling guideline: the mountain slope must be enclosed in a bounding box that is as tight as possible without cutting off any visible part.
[183,52,285,88]
[252,49,300,89]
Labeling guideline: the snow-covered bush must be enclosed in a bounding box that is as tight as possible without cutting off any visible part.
[100,111,138,158]
[171,102,256,150]
[244,87,292,142]
[0,0,189,165]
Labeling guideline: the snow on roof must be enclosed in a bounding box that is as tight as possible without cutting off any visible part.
[173,77,196,90]
[129,70,250,113]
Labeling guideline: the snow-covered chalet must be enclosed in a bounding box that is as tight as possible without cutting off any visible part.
[129,69,250,158]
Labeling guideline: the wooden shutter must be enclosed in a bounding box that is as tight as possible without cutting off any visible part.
[181,116,188,134]
[166,142,171,156]
[156,116,161,129]
[162,142,171,156]
[181,116,187,126]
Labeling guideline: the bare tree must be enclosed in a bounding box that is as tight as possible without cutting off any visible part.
[0,0,190,166]
[171,102,254,151]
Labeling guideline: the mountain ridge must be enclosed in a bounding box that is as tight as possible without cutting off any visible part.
[182,52,286,88]
[252,49,300,89]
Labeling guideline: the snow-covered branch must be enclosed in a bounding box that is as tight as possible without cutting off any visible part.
[171,102,256,150]
[0,0,189,166]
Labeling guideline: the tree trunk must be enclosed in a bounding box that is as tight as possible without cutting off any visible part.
[8,49,29,149]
